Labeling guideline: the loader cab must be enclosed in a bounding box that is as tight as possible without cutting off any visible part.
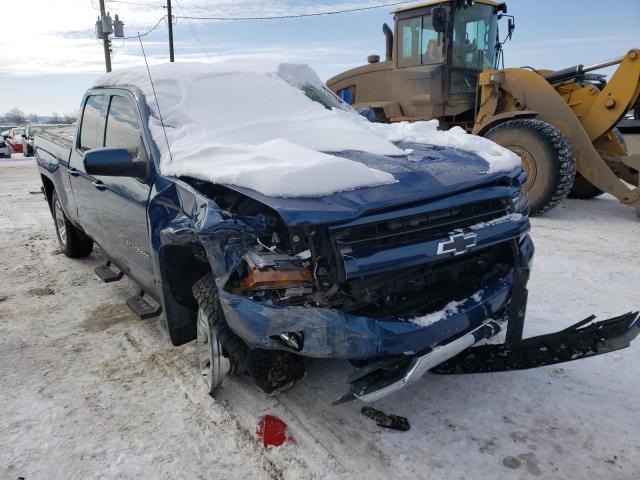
[394,0,501,106]
[327,0,508,124]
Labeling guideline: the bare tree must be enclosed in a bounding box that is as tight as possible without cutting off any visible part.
[28,113,39,124]
[62,111,77,124]
[49,112,61,124]
[5,108,26,123]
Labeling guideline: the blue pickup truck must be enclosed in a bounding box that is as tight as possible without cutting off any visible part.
[34,67,638,403]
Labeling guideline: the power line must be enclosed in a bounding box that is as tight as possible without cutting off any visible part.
[174,1,416,21]
[173,0,212,62]
[106,0,166,7]
[121,15,167,39]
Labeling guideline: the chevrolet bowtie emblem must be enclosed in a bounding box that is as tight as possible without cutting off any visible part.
[437,232,477,256]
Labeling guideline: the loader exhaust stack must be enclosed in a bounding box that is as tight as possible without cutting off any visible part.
[383,23,393,61]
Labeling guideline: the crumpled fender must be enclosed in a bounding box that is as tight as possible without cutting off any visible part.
[148,178,533,360]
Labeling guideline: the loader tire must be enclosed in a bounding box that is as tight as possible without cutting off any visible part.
[485,119,576,216]
[568,129,628,200]
[192,274,305,395]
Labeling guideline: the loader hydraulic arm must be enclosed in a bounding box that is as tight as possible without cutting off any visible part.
[578,50,640,141]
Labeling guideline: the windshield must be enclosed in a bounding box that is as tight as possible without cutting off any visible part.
[301,83,352,112]
[452,4,498,71]
[450,3,498,93]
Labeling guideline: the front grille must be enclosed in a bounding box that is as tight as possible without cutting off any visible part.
[332,199,509,253]
[344,242,512,318]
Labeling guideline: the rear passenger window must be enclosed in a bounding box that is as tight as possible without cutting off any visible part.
[79,95,104,152]
[104,95,145,160]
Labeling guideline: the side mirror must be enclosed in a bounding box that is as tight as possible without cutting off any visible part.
[84,147,147,178]
[433,7,446,33]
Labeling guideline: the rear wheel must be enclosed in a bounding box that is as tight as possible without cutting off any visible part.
[52,191,93,258]
[485,119,576,216]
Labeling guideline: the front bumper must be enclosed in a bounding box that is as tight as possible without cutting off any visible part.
[218,234,534,360]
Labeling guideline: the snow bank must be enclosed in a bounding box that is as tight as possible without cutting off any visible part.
[368,120,521,173]
[94,61,518,197]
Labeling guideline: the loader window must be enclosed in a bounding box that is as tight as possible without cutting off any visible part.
[450,4,498,93]
[397,14,444,68]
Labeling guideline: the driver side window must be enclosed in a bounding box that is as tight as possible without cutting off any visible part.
[104,95,147,162]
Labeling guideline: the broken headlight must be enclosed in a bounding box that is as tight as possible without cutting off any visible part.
[239,250,313,298]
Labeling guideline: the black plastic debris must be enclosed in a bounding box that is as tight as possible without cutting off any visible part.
[361,406,410,432]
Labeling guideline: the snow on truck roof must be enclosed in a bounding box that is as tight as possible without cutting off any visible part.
[94,60,519,198]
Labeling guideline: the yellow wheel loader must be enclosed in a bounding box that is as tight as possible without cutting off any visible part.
[326,0,640,216]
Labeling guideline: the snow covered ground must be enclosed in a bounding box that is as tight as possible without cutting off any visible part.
[1,157,639,479]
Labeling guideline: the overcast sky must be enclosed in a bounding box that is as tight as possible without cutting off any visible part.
[0,0,638,115]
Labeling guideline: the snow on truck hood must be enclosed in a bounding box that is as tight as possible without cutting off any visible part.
[94,61,519,198]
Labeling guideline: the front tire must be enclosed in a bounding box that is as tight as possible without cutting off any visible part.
[196,305,231,395]
[52,191,93,258]
[485,119,576,216]
[192,275,305,395]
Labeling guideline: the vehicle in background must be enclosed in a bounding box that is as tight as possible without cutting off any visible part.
[1,124,19,137]
[34,63,639,404]
[6,127,25,153]
[0,137,11,158]
[327,0,640,217]
[23,124,66,157]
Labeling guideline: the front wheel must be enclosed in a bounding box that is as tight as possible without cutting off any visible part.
[196,307,231,395]
[485,119,576,216]
[192,275,305,395]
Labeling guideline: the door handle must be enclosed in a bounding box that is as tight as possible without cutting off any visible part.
[92,180,107,190]
[68,167,80,177]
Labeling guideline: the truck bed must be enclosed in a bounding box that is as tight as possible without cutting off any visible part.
[34,125,76,162]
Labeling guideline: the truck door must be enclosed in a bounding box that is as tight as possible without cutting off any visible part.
[68,94,106,238]
[93,92,156,296]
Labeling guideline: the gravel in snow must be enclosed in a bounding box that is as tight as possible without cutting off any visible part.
[1,157,639,479]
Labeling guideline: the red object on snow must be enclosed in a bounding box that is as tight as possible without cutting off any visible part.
[256,415,294,448]
[6,137,23,153]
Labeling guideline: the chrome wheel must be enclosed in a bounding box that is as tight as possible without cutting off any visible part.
[54,198,67,247]
[197,308,230,394]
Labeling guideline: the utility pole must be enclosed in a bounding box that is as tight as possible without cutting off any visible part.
[99,0,112,72]
[167,0,175,62]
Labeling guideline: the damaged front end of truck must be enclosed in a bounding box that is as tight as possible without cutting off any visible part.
[156,147,639,403]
